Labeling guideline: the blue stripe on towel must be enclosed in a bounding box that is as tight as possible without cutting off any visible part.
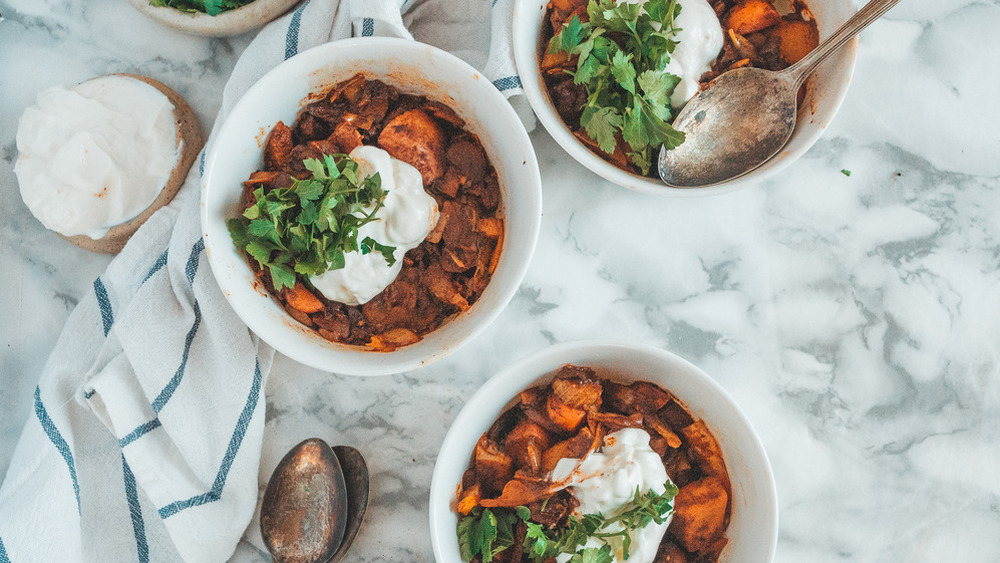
[0,535,9,563]
[158,358,264,519]
[151,300,202,413]
[143,249,169,284]
[492,75,522,92]
[361,17,374,37]
[94,278,114,336]
[119,419,162,448]
[122,456,149,563]
[185,238,205,284]
[34,386,80,512]
[198,150,206,177]
[284,0,310,60]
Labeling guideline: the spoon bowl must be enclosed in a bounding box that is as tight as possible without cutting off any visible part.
[260,439,369,563]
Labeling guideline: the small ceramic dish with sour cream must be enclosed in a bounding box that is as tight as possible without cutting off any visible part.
[429,341,777,562]
[15,73,202,254]
[512,0,859,196]
[201,38,542,376]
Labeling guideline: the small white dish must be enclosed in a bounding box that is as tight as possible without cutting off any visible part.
[512,0,859,196]
[429,340,778,562]
[201,38,542,376]
[128,0,298,38]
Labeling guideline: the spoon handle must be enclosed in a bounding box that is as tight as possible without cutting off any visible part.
[785,0,903,86]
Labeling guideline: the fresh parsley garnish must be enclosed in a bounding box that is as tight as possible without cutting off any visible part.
[457,482,679,562]
[549,0,687,175]
[841,169,852,176]
[227,154,396,293]
[148,0,253,16]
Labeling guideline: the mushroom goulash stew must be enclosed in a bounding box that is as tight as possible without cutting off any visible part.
[542,0,820,177]
[456,365,732,563]
[229,74,504,351]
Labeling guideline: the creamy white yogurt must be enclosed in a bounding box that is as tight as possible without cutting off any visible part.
[551,428,672,563]
[662,0,725,109]
[309,146,439,306]
[15,75,180,239]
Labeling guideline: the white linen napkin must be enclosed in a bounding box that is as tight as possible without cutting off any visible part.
[0,0,528,561]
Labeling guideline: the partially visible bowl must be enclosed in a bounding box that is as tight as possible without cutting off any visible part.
[429,340,778,561]
[512,0,859,197]
[201,38,542,375]
[128,0,298,37]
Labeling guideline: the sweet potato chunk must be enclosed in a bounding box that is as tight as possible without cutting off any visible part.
[671,476,729,553]
[773,19,819,64]
[630,381,674,413]
[504,420,553,472]
[367,328,421,351]
[725,0,782,35]
[552,377,603,410]
[377,109,447,184]
[546,394,586,432]
[541,427,594,473]
[680,420,728,478]
[475,436,514,495]
[284,283,324,314]
[264,121,293,169]
[457,483,481,515]
[332,120,364,153]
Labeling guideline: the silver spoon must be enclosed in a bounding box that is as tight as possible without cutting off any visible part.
[658,0,901,188]
[260,439,369,563]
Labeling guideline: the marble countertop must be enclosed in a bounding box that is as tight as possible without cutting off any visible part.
[2,0,999,561]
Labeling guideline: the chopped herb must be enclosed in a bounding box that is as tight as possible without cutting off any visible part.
[841,169,852,176]
[457,483,679,562]
[227,154,396,293]
[148,0,253,16]
[549,0,686,175]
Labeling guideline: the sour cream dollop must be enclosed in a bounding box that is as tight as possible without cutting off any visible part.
[662,0,725,109]
[15,75,180,239]
[309,145,439,306]
[551,428,672,563]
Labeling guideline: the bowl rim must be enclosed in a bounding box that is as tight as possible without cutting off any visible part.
[511,0,860,198]
[200,37,542,376]
[428,339,778,561]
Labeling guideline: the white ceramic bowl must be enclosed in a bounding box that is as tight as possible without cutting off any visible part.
[201,38,542,375]
[429,341,778,562]
[128,0,298,37]
[513,0,859,196]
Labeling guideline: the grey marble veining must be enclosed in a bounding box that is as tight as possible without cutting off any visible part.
[2,0,1000,561]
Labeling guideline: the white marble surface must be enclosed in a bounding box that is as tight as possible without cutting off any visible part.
[2,0,1000,561]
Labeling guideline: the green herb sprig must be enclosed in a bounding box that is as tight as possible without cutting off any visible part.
[227,154,396,292]
[548,0,687,175]
[148,0,253,16]
[457,482,679,563]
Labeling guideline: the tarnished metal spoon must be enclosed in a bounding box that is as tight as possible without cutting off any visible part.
[260,439,369,563]
[658,0,901,188]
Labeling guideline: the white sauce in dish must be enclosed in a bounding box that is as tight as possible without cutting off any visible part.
[622,0,725,109]
[662,0,726,109]
[15,75,180,239]
[550,428,673,563]
[309,145,439,306]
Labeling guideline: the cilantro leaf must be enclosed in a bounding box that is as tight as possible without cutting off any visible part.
[582,106,622,154]
[549,14,589,55]
[610,51,636,94]
[227,152,397,294]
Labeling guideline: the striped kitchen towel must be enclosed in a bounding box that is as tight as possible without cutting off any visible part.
[0,0,530,562]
